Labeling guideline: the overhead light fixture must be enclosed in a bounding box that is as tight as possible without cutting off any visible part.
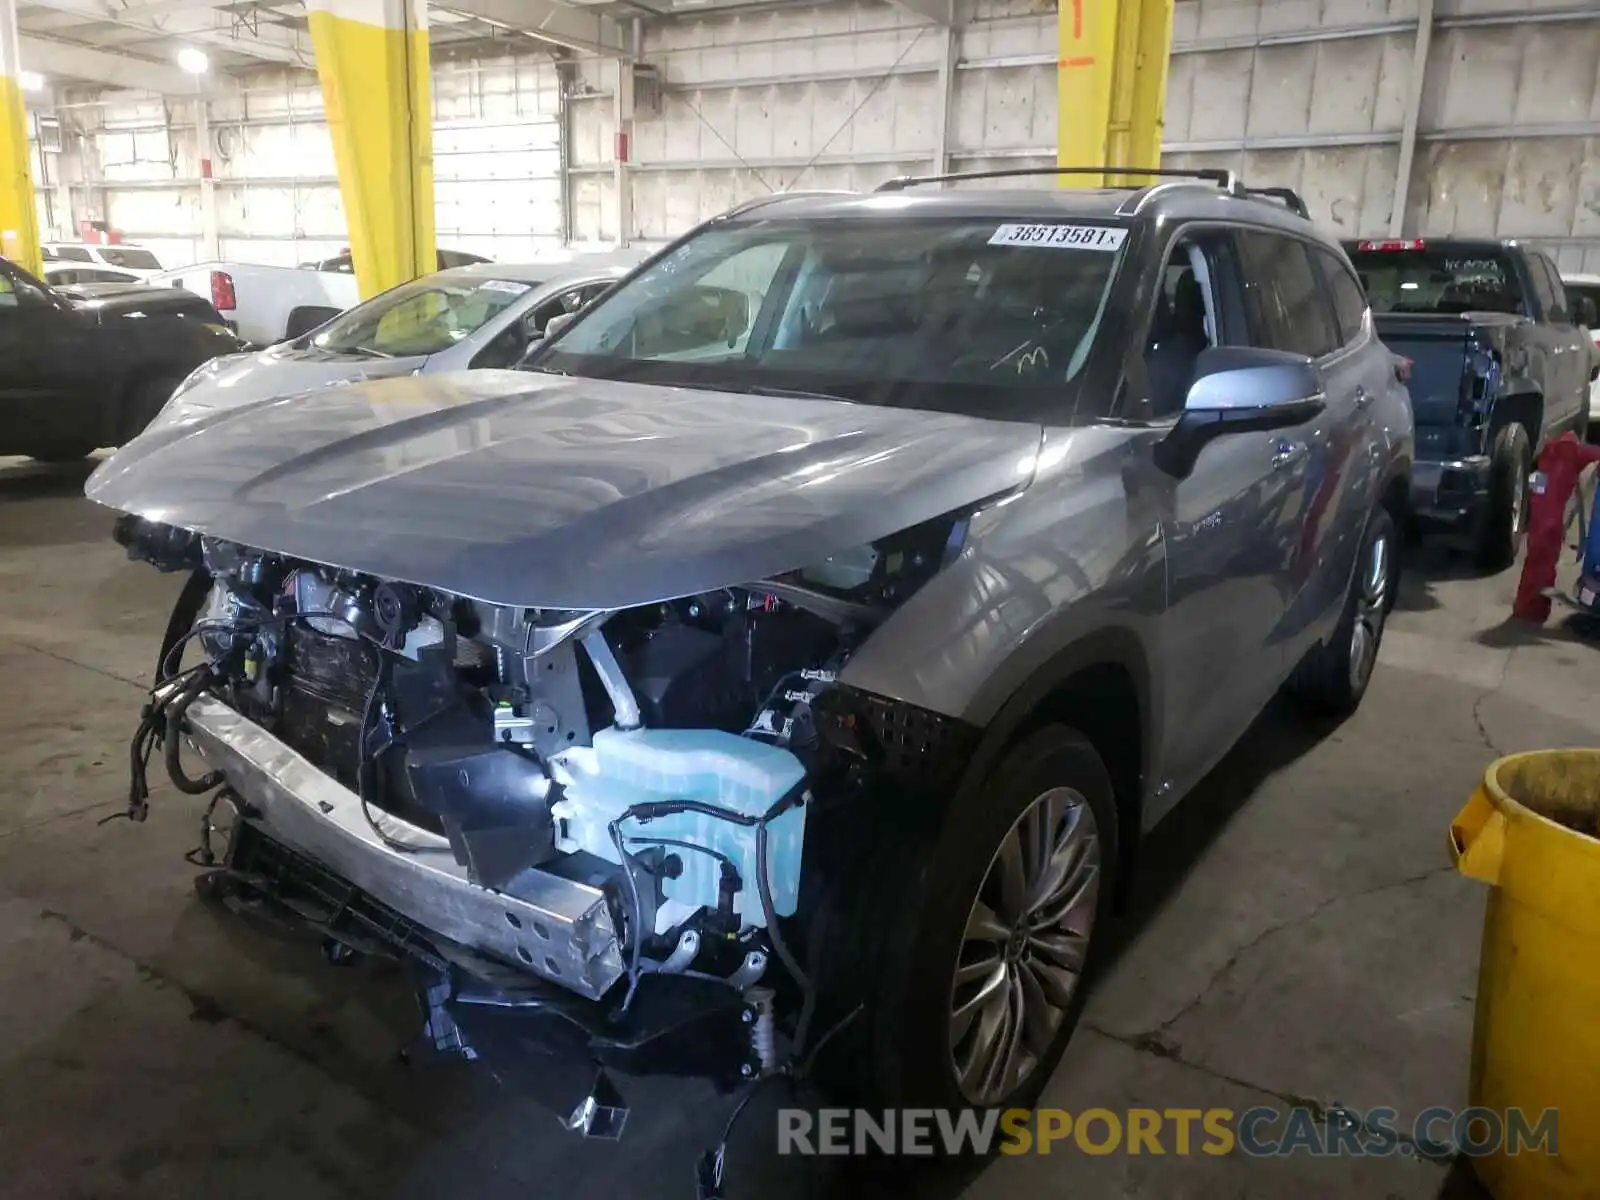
[176,48,210,75]
[18,71,45,92]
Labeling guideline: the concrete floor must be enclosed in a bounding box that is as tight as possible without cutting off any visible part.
[0,457,1593,1200]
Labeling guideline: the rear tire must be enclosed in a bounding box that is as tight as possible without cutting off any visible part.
[1476,423,1532,572]
[857,725,1118,1117]
[1289,506,1397,717]
[120,374,185,443]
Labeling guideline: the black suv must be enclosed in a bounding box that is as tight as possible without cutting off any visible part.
[0,256,243,461]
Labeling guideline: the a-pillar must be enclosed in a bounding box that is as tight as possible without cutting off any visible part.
[306,0,435,298]
[1057,0,1175,188]
[0,0,40,275]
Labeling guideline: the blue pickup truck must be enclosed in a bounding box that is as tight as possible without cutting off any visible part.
[1345,238,1598,568]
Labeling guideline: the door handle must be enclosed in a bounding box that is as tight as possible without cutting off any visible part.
[1271,439,1308,471]
[1354,386,1374,410]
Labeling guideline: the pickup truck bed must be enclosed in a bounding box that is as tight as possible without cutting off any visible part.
[1347,239,1596,568]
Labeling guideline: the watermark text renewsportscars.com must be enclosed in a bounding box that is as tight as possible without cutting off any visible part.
[777,1106,1559,1160]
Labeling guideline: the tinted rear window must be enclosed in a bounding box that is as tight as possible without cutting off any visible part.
[1347,247,1524,316]
[100,247,161,270]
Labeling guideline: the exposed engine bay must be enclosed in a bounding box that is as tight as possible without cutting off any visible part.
[117,511,966,1045]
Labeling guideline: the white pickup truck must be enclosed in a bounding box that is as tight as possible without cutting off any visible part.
[151,249,492,347]
[149,261,360,348]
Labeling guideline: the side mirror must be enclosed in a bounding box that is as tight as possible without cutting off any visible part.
[543,310,577,342]
[1154,347,1326,480]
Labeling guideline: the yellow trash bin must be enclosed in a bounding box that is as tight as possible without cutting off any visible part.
[1450,749,1600,1199]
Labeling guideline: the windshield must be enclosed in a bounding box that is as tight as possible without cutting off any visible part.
[311,274,536,357]
[1347,246,1525,316]
[537,217,1129,419]
[100,247,161,270]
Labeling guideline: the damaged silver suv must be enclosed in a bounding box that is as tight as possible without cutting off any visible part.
[89,168,1411,1149]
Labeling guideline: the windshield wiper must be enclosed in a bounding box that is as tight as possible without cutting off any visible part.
[346,345,394,359]
[694,382,854,404]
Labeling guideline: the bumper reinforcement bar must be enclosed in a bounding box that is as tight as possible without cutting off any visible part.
[184,695,627,1001]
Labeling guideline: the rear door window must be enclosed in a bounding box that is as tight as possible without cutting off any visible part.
[1564,281,1600,326]
[1524,253,1559,319]
[1235,231,1340,359]
[1534,254,1570,322]
[99,247,161,270]
[1312,247,1370,347]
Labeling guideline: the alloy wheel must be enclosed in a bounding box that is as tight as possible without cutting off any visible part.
[948,786,1102,1105]
[1348,526,1392,693]
[1510,460,1529,536]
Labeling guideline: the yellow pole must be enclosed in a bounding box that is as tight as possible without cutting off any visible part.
[1057,0,1175,189]
[306,0,435,299]
[0,0,41,276]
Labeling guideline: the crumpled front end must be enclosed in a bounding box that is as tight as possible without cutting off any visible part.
[116,511,982,1102]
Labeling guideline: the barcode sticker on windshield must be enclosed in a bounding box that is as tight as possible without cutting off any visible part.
[989,224,1127,251]
[480,279,531,295]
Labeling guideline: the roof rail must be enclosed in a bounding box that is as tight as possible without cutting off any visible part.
[874,167,1312,219]
[875,166,1241,193]
[1240,186,1310,219]
[719,189,856,220]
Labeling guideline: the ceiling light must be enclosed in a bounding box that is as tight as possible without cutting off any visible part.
[176,48,210,75]
[18,71,45,92]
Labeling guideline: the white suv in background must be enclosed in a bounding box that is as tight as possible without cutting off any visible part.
[42,242,165,280]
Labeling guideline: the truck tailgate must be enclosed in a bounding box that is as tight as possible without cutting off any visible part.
[1373,314,1472,427]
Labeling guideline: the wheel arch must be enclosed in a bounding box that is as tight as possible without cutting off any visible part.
[1492,389,1544,449]
[113,367,187,444]
[955,626,1154,912]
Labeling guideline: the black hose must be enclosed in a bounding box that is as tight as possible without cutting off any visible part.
[113,661,215,823]
[354,644,420,854]
[755,815,815,1056]
[155,568,214,683]
[611,817,648,1013]
[608,785,816,1056]
[621,835,743,890]
[165,669,225,795]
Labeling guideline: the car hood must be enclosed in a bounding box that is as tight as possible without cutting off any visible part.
[162,347,430,416]
[63,283,213,320]
[86,370,1042,609]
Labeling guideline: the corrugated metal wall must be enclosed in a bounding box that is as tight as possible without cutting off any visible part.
[42,0,1600,274]
[573,0,1600,271]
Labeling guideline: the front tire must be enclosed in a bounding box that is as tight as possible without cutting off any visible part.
[1290,505,1397,716]
[863,725,1117,1114]
[1477,423,1532,571]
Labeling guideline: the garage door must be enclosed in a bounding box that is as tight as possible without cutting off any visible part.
[433,118,563,263]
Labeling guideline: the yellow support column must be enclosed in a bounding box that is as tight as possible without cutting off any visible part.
[307,0,435,299]
[0,0,41,275]
[1057,0,1175,188]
